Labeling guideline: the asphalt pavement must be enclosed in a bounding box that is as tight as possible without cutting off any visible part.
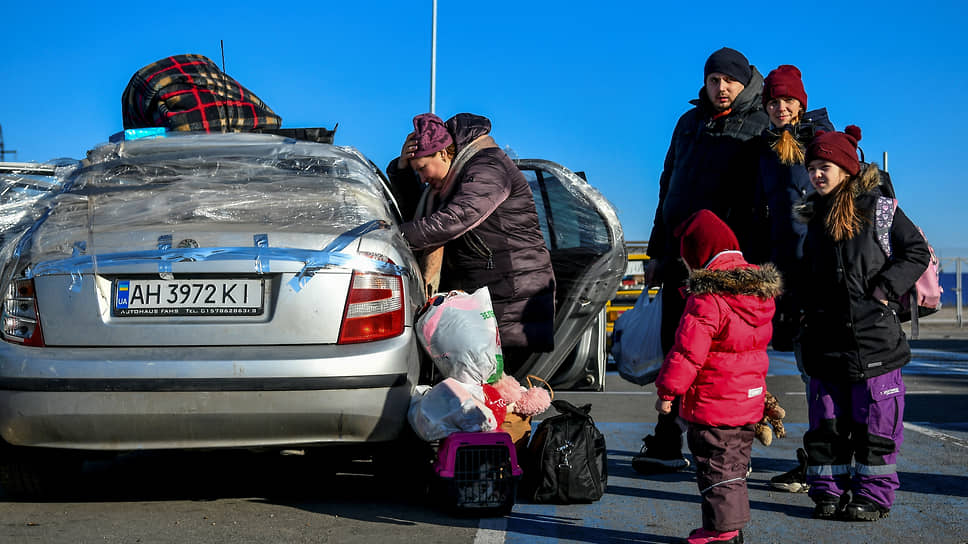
[0,316,965,544]
[515,317,968,544]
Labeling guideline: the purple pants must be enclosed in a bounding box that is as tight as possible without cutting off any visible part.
[804,369,905,509]
[687,424,754,532]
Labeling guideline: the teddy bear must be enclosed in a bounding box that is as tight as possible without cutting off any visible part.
[481,373,552,426]
[754,390,786,446]
[481,373,552,454]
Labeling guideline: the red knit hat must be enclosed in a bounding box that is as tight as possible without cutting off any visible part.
[673,210,740,270]
[412,113,454,158]
[806,125,863,176]
[763,65,808,110]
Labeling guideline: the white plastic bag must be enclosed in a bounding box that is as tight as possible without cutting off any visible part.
[407,378,497,441]
[416,287,503,383]
[611,289,664,385]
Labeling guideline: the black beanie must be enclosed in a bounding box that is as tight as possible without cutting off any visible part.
[704,47,752,86]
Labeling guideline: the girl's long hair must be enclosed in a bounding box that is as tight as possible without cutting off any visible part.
[772,130,805,165]
[770,109,805,165]
[824,163,880,241]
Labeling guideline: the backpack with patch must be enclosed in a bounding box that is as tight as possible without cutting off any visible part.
[874,196,942,322]
[521,399,607,503]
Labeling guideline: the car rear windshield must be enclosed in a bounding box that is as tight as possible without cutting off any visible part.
[4,134,396,265]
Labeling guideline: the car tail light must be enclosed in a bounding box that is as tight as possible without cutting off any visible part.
[2,279,46,346]
[337,257,405,344]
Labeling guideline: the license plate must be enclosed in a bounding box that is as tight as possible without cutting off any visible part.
[113,279,264,316]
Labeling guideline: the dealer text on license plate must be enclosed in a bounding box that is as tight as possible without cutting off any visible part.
[114,279,264,316]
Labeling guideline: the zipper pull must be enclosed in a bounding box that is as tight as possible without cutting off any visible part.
[487,256,494,270]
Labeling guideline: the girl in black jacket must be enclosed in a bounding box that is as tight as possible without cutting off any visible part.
[794,126,930,522]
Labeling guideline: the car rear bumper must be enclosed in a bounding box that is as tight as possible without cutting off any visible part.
[0,334,420,450]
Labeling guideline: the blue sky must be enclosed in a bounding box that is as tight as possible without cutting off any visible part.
[2,1,967,257]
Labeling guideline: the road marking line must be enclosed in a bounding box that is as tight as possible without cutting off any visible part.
[475,515,507,544]
[904,422,968,449]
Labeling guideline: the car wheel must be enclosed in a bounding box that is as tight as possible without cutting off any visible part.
[0,443,84,499]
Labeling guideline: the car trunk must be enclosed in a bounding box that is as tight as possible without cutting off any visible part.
[3,137,406,348]
[30,227,358,346]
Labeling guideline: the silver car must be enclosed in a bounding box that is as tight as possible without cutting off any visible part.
[0,132,624,496]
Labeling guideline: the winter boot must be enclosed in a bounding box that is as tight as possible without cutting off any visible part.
[769,448,809,493]
[812,492,849,520]
[842,495,890,521]
[685,528,743,544]
[632,434,690,475]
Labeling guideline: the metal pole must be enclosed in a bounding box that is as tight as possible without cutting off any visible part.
[430,0,437,114]
[955,257,965,328]
[0,124,16,161]
[883,150,888,172]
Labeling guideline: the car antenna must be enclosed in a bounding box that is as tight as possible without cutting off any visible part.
[220,40,230,134]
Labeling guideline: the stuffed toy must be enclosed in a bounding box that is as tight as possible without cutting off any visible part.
[487,373,552,418]
[754,391,786,446]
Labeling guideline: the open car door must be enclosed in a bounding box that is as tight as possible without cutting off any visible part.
[514,159,625,390]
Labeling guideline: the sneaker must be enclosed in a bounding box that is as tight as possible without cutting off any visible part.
[685,527,744,544]
[842,495,890,521]
[812,492,849,520]
[632,434,690,475]
[770,448,809,493]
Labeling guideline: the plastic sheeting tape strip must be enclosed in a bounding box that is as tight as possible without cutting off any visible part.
[320,220,387,253]
[25,222,403,293]
[157,235,173,275]
[254,234,270,274]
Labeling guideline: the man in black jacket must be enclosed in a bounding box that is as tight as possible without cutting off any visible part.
[635,47,770,475]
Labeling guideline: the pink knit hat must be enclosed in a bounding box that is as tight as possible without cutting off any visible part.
[412,113,453,158]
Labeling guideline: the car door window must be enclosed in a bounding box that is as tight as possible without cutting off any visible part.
[523,168,610,253]
[521,165,614,317]
[519,169,552,246]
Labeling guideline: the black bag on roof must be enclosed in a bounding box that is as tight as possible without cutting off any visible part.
[521,399,607,503]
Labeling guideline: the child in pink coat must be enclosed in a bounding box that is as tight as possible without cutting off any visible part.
[654,209,782,544]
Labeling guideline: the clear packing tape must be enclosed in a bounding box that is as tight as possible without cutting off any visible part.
[0,133,407,293]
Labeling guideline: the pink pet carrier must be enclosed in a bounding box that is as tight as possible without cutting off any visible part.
[432,431,523,516]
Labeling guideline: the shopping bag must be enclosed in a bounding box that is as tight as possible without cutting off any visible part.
[610,289,664,385]
[408,378,497,441]
[416,287,504,384]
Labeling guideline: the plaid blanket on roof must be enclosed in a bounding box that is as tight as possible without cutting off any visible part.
[122,54,282,133]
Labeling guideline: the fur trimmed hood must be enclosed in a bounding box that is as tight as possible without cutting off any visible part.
[793,161,882,224]
[687,262,783,300]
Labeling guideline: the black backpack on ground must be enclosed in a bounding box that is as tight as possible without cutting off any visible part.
[521,399,607,503]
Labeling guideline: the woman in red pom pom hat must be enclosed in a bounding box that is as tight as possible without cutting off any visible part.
[747,64,837,496]
[793,124,931,521]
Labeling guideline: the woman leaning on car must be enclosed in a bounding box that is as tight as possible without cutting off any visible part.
[386,112,555,374]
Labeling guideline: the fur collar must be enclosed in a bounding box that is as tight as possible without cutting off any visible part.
[687,263,783,299]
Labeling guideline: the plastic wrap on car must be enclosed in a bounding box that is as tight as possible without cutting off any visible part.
[0,133,408,292]
[0,162,74,239]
